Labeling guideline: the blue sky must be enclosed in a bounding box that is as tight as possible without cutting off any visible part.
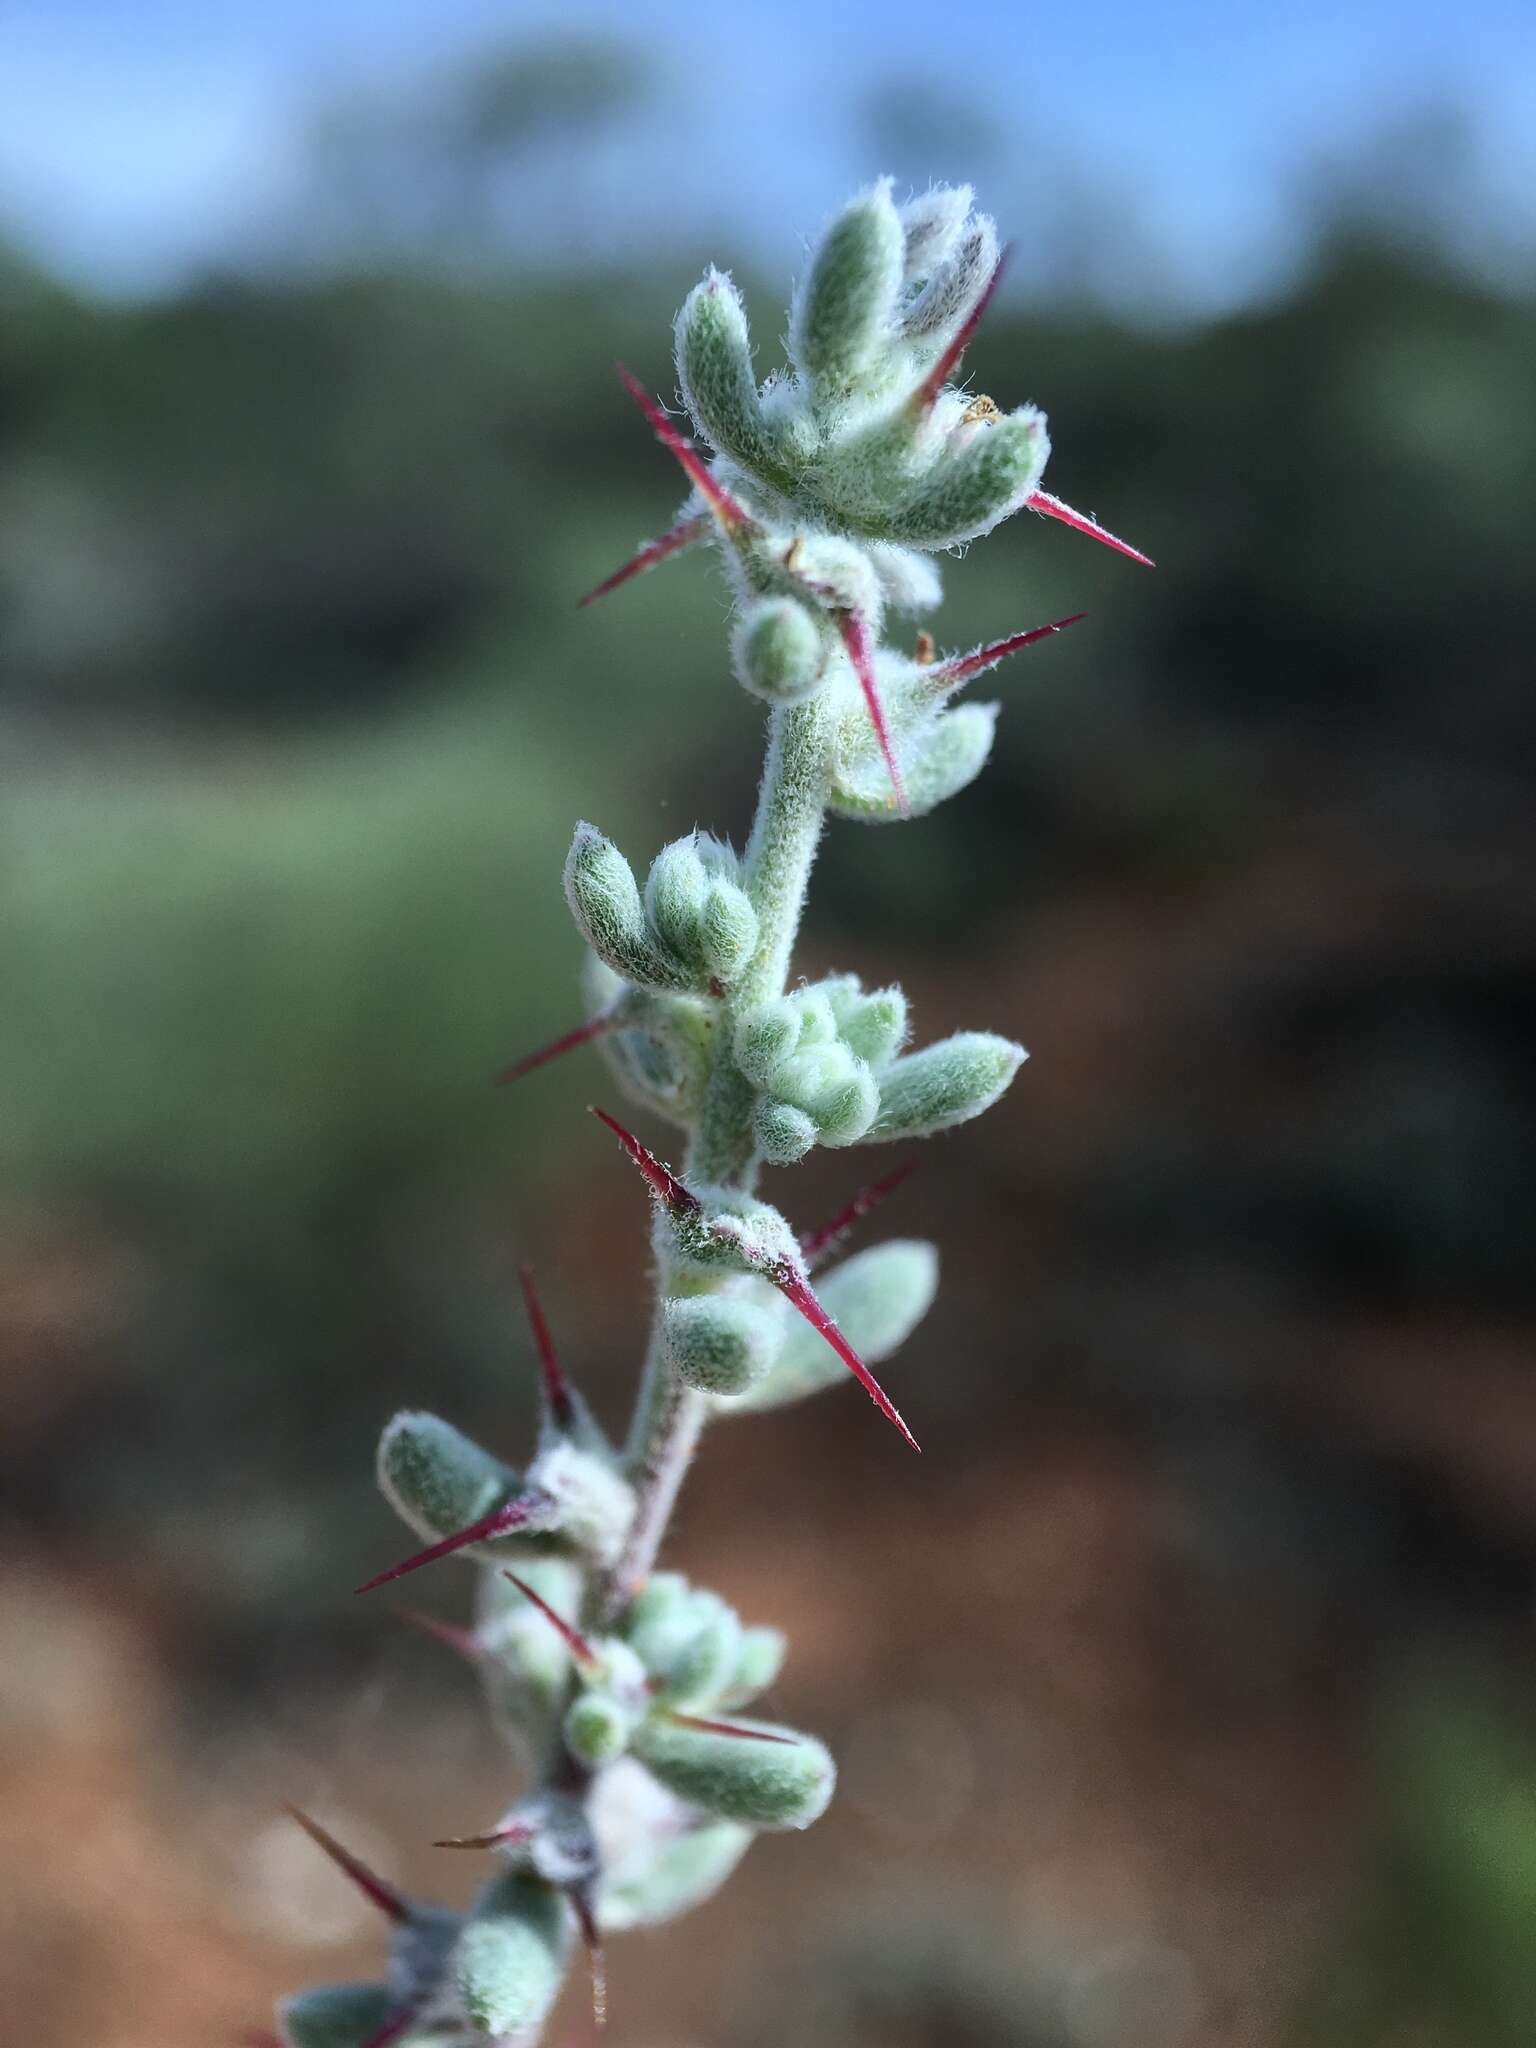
[2,0,1532,309]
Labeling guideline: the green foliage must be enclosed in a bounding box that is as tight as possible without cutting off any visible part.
[225,179,1103,2042]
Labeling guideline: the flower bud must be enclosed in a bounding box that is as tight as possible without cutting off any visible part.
[632,1716,836,1831]
[732,596,827,704]
[831,703,998,822]
[624,1573,743,1709]
[662,1292,784,1396]
[723,1240,938,1416]
[276,1985,397,2048]
[754,1096,817,1165]
[564,822,690,991]
[376,1412,521,1559]
[697,880,758,983]
[452,1874,570,2041]
[869,1031,1026,1139]
[643,836,707,960]
[902,214,1001,342]
[564,1688,636,1768]
[674,267,788,483]
[734,997,800,1085]
[792,179,905,397]
[720,1625,787,1707]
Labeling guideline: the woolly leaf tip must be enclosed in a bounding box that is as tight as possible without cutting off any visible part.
[433,1821,534,1851]
[1027,490,1154,566]
[614,363,750,533]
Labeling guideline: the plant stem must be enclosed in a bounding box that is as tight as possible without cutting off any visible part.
[596,696,833,1620]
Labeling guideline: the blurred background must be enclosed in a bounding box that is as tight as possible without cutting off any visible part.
[2,3,1534,2044]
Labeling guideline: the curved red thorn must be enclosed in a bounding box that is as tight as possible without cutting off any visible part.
[494,1011,619,1087]
[578,511,709,608]
[589,1106,699,1213]
[518,1264,576,1430]
[930,612,1087,690]
[433,1820,534,1850]
[571,1886,608,2031]
[836,610,907,816]
[1027,490,1154,567]
[282,1804,409,1924]
[502,1570,600,1670]
[767,1259,920,1450]
[667,1712,797,1745]
[911,242,1011,413]
[354,1496,541,1595]
[614,364,749,533]
[800,1161,916,1270]
[398,1607,484,1665]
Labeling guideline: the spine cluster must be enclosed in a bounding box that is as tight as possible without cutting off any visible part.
[271,179,1149,2048]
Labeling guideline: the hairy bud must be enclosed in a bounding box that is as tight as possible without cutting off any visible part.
[674,268,788,484]
[791,179,905,398]
[564,823,690,991]
[377,1413,523,1561]
[632,1716,836,1831]
[597,1815,753,1933]
[451,1875,570,2042]
[732,596,827,704]
[868,1031,1026,1139]
[662,1291,784,1395]
[720,1624,788,1706]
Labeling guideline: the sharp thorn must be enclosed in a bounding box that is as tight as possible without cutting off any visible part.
[767,1260,921,1450]
[1027,490,1154,566]
[836,610,908,817]
[614,364,750,533]
[493,1010,619,1086]
[518,1264,577,1430]
[281,1803,409,1924]
[928,611,1087,690]
[501,1570,600,1670]
[577,511,709,607]
[354,1496,542,1594]
[589,1106,699,1213]
[799,1161,917,1270]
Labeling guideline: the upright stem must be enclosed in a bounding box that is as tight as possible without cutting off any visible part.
[596,696,833,1619]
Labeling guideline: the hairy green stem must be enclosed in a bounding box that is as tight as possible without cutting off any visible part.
[597,696,833,1620]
